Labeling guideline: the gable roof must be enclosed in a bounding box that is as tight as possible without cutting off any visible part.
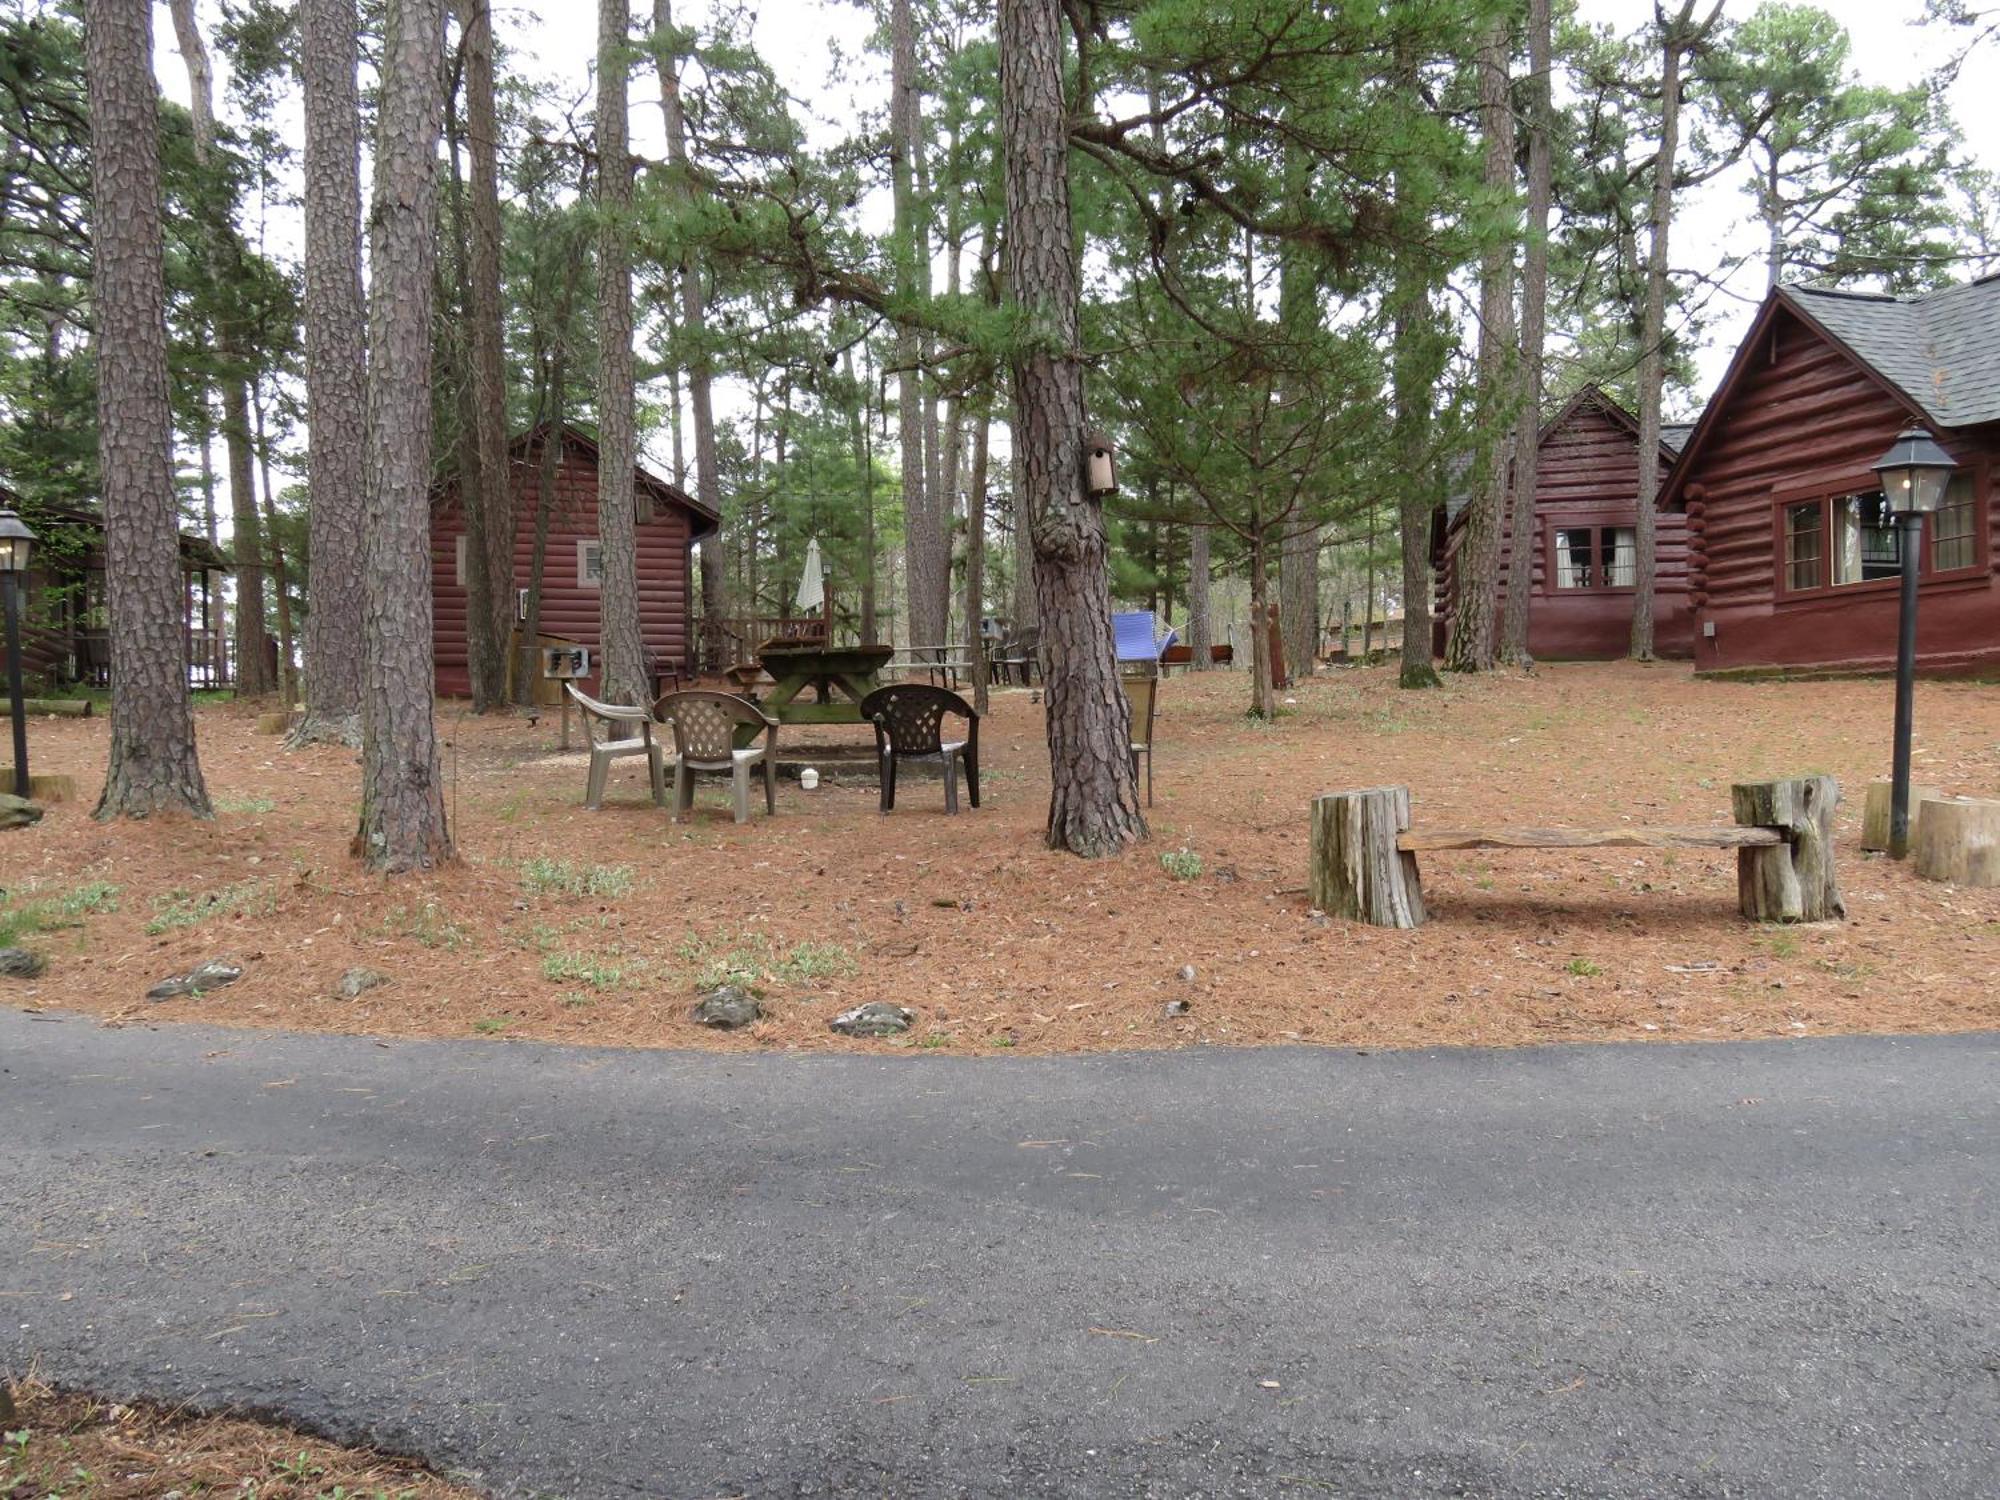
[508,421,720,537]
[1780,277,2000,430]
[1442,383,1689,528]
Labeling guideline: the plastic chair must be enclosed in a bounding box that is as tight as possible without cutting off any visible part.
[858,683,980,814]
[654,690,780,824]
[1121,670,1159,807]
[566,683,667,810]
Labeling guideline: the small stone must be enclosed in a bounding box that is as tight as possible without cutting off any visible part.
[0,794,44,830]
[692,984,762,1029]
[147,957,244,1001]
[337,966,390,1000]
[1162,998,1192,1018]
[1177,964,1197,983]
[0,947,45,979]
[831,1001,915,1038]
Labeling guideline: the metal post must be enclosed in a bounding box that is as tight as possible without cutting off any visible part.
[4,571,27,798]
[1888,512,1923,859]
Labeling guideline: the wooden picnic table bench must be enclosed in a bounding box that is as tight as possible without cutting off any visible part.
[1309,779,1843,929]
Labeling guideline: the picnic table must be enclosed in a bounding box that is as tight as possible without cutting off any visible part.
[736,641,897,745]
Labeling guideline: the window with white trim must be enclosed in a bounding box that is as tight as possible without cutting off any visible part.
[577,538,604,590]
[454,533,468,587]
[1551,525,1637,590]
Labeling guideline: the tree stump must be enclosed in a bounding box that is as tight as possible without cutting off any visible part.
[1861,780,1942,853]
[1733,776,1843,923]
[1310,786,1425,928]
[1911,796,2000,888]
[255,711,289,736]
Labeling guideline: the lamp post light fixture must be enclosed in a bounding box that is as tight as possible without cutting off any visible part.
[1869,427,1956,860]
[0,508,36,799]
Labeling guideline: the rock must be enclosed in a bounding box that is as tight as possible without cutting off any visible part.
[1163,998,1192,1018]
[1177,964,1197,983]
[0,795,44,830]
[830,1001,915,1038]
[147,957,244,1001]
[0,947,45,979]
[337,966,389,1000]
[692,984,762,1029]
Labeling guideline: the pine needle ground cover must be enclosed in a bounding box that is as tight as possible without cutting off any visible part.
[2,664,1995,1054]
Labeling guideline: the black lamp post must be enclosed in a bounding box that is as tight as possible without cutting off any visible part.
[1869,428,1956,859]
[0,509,36,799]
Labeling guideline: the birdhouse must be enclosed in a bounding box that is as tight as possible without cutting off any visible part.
[1085,430,1118,498]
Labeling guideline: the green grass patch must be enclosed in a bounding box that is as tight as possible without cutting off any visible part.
[541,951,626,989]
[1159,848,1203,881]
[0,880,120,948]
[471,1017,510,1036]
[214,796,277,815]
[518,856,634,900]
[1564,957,1603,978]
[144,880,274,936]
[674,930,857,990]
[376,897,466,950]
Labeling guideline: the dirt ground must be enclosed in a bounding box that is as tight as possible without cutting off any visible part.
[0,1377,477,1498]
[2,662,1996,1055]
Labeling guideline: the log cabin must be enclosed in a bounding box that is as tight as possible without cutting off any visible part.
[430,423,720,699]
[1433,385,1695,660]
[1662,279,2000,676]
[5,487,233,689]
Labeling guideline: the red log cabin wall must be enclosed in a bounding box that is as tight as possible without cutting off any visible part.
[430,440,697,698]
[1438,396,1692,659]
[1677,308,2000,676]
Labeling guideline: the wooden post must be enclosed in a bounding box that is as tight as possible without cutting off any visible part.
[1911,796,2000,888]
[1862,779,1942,853]
[1733,775,1843,922]
[1310,785,1426,927]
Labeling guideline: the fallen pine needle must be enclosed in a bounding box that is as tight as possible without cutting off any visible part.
[1088,1327,1158,1343]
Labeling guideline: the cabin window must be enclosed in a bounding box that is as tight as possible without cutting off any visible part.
[1784,502,1825,591]
[1552,525,1636,589]
[576,538,604,590]
[1934,471,1977,571]
[1830,491,1900,586]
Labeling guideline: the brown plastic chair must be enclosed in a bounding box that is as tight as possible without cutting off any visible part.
[1121,670,1159,807]
[566,683,667,810]
[859,683,980,814]
[654,690,780,824]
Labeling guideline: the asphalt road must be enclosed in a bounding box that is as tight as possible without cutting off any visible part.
[3,1011,1997,1499]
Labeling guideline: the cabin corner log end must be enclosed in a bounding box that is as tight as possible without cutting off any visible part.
[1309,786,1426,929]
[1731,775,1844,923]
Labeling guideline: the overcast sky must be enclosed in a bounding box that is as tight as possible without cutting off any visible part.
[152,0,2000,482]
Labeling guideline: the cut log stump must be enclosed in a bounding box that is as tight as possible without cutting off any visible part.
[1310,786,1425,928]
[22,698,91,717]
[0,772,76,803]
[1733,776,1844,923]
[255,711,290,736]
[1911,796,2000,888]
[1861,779,1943,853]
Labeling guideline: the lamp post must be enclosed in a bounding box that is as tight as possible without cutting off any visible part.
[0,509,36,799]
[1869,428,1955,859]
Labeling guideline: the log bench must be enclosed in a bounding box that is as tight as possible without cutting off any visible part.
[1309,777,1844,928]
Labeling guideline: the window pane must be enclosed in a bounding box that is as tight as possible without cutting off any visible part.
[1554,528,1593,589]
[1832,491,1899,585]
[1606,527,1636,587]
[1933,471,1977,571]
[1785,502,1823,591]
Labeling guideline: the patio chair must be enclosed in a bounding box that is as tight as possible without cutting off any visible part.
[567,683,667,810]
[858,683,980,814]
[994,626,1039,686]
[1121,669,1160,807]
[654,689,780,824]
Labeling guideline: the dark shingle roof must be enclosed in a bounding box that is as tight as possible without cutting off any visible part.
[1783,277,2000,428]
[1661,423,1695,453]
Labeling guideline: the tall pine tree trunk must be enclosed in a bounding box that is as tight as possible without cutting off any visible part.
[251,381,296,706]
[847,347,878,644]
[465,0,513,708]
[88,0,211,819]
[595,0,647,705]
[653,0,726,668]
[1444,14,1515,676]
[1501,0,1553,667]
[891,0,944,652]
[1187,519,1212,670]
[1390,44,1444,693]
[998,0,1144,857]
[292,0,368,746]
[357,0,451,872]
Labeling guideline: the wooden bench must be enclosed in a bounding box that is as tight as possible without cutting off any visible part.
[1309,778,1844,928]
[1160,643,1234,673]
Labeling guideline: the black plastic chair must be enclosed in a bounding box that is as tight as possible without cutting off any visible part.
[859,683,980,814]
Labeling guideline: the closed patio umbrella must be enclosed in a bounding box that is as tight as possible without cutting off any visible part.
[795,536,825,613]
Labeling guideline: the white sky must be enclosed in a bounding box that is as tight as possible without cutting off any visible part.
[150,0,2000,491]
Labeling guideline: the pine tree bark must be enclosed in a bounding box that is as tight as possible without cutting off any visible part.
[292,0,368,747]
[88,0,212,819]
[1501,0,1553,668]
[445,65,497,707]
[251,382,296,706]
[891,0,944,652]
[653,0,727,667]
[847,347,879,643]
[1187,520,1212,670]
[465,0,513,708]
[1389,53,1444,693]
[999,0,1144,857]
[357,0,452,872]
[1444,15,1515,676]
[965,401,991,714]
[595,0,647,706]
